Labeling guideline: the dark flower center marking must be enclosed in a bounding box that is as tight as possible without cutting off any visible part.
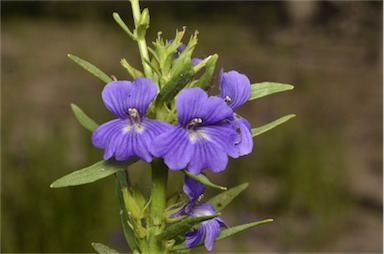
[186,117,203,130]
[123,108,144,133]
[128,108,141,124]
[224,95,232,103]
[186,118,209,143]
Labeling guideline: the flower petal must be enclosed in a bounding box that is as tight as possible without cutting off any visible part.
[186,226,205,249]
[176,88,208,126]
[92,119,129,160]
[92,118,170,162]
[150,127,192,170]
[203,219,220,251]
[176,43,187,54]
[202,96,233,125]
[189,203,221,251]
[231,115,253,156]
[183,175,206,201]
[176,88,233,126]
[141,119,174,150]
[216,216,229,228]
[219,69,251,110]
[192,57,203,66]
[102,78,157,119]
[187,138,228,175]
[199,124,239,159]
[190,202,216,217]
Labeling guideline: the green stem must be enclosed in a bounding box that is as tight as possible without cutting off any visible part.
[129,0,153,79]
[148,158,168,253]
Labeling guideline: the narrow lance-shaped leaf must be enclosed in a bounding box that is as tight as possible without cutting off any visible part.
[192,54,218,91]
[115,172,146,239]
[252,114,295,137]
[216,219,273,241]
[249,82,294,101]
[183,170,227,190]
[112,12,135,40]
[154,56,194,123]
[71,103,99,132]
[208,183,249,212]
[50,158,138,188]
[68,54,112,84]
[157,214,219,240]
[171,219,273,251]
[91,242,119,254]
[115,177,139,252]
[121,58,144,79]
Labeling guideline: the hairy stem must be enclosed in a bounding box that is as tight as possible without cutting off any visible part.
[148,158,168,253]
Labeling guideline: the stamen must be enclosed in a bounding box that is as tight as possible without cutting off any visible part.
[128,108,141,123]
[187,117,203,129]
[224,95,232,103]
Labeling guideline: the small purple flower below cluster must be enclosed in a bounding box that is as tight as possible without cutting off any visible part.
[171,176,228,251]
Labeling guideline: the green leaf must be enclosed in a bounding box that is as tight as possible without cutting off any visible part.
[71,103,99,132]
[115,178,139,251]
[209,183,249,212]
[183,170,227,190]
[192,54,218,91]
[50,158,138,188]
[121,58,144,79]
[216,219,273,241]
[158,214,219,240]
[112,12,135,40]
[91,242,119,254]
[121,187,143,220]
[156,57,195,104]
[252,114,295,137]
[68,54,112,84]
[171,219,273,251]
[132,184,147,212]
[249,82,294,101]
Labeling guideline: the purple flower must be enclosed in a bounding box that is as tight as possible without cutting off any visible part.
[170,39,202,66]
[171,175,207,218]
[185,202,227,251]
[92,78,171,162]
[172,176,227,251]
[150,87,238,175]
[219,70,253,156]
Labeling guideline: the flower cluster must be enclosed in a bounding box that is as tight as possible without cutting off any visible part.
[92,70,253,176]
[90,40,254,251]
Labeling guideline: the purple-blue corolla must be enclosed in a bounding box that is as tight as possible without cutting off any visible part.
[172,176,228,251]
[92,78,171,162]
[218,69,253,156]
[150,87,239,175]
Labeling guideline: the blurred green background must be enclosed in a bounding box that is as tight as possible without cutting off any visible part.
[1,1,382,253]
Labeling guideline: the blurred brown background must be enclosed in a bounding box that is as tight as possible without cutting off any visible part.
[1,1,382,253]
